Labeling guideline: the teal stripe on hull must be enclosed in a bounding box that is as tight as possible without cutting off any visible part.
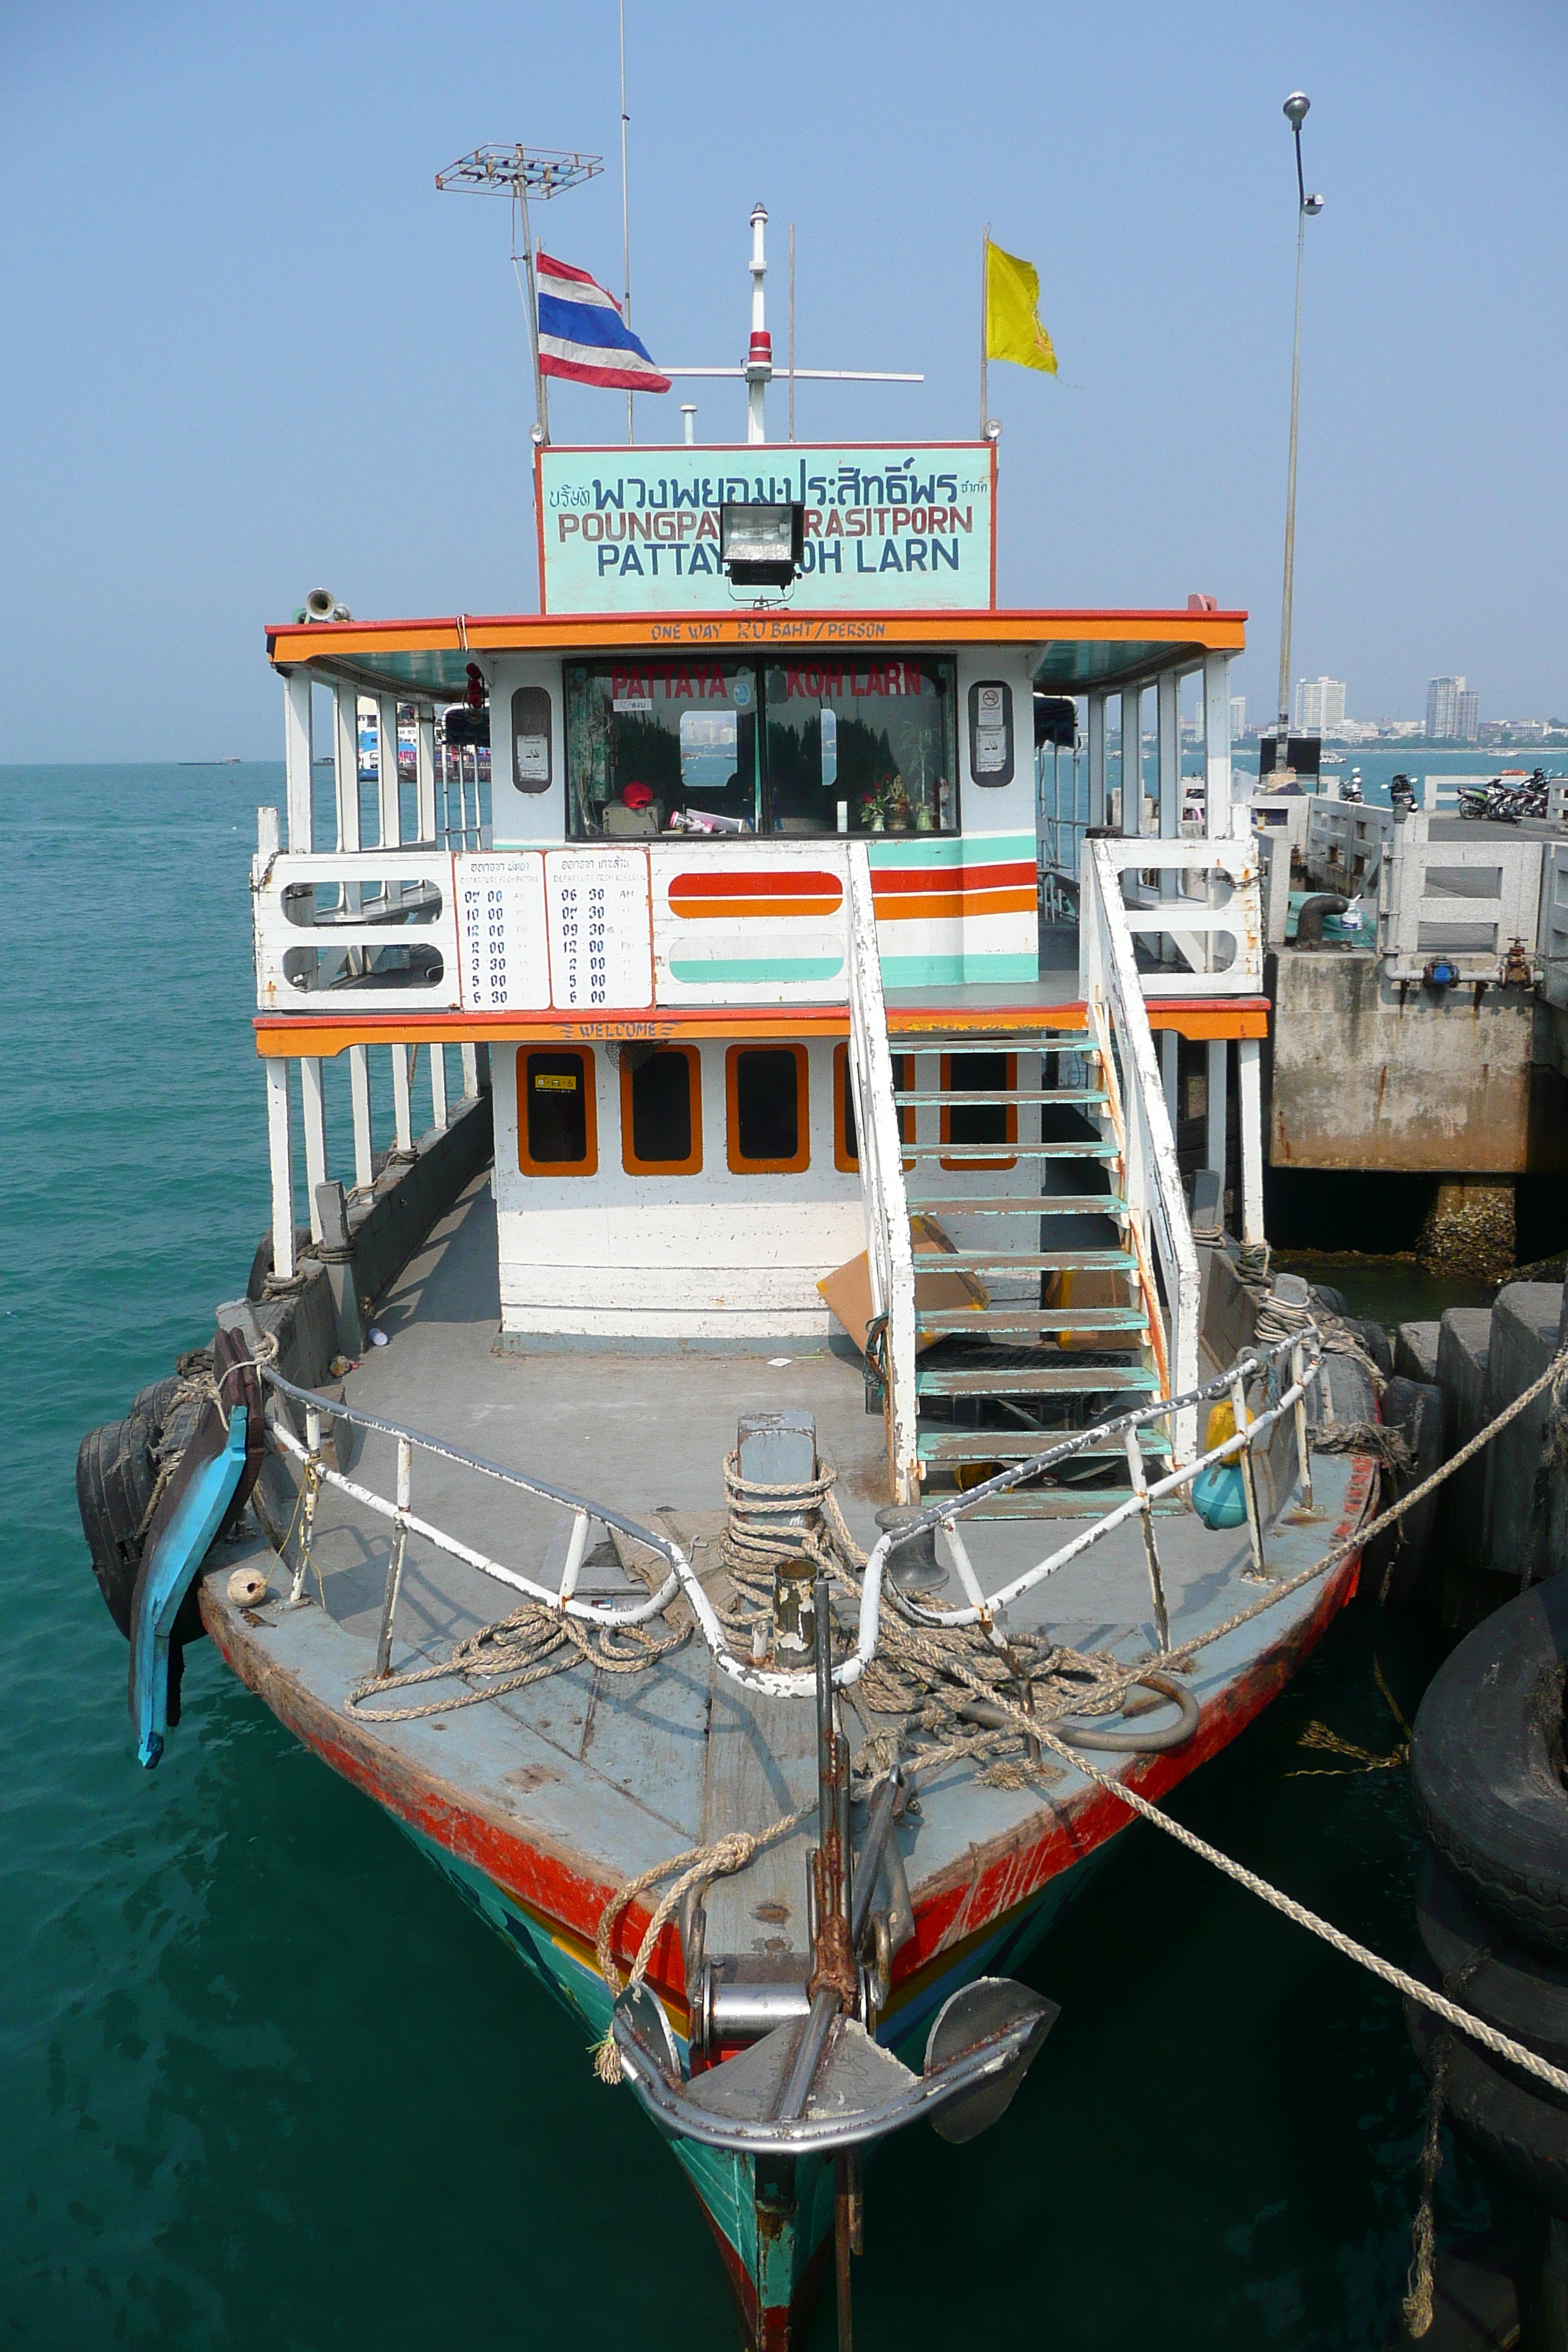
[867,834,1035,869]
[667,956,844,985]
[878,951,1041,987]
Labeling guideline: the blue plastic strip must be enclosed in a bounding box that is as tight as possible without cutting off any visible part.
[130,1407,249,1769]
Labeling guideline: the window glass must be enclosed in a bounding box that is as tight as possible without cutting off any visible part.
[728,1046,807,1172]
[566,662,758,836]
[521,1049,595,1172]
[764,657,957,836]
[623,1046,700,1173]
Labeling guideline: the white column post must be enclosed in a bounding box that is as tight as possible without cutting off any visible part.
[1160,1028,1180,1129]
[461,1043,480,1099]
[265,1059,295,1281]
[1086,693,1107,829]
[429,1039,448,1130]
[1202,652,1232,842]
[333,686,361,852]
[1206,1038,1228,1182]
[391,1041,415,1161]
[377,693,402,848]
[300,1056,328,1240]
[1120,685,1143,837]
[416,709,437,843]
[350,1047,374,1193]
[284,672,314,851]
[1237,1037,1264,1250]
[1156,671,1180,842]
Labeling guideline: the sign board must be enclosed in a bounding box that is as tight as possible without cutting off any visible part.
[456,856,551,1011]
[536,442,995,616]
[544,848,654,1009]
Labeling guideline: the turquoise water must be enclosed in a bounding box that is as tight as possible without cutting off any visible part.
[1,765,1491,2345]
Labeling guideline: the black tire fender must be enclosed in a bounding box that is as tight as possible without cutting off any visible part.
[76,1410,159,1637]
[1407,1989,1568,2223]
[1411,1574,1568,1957]
[1417,1852,1568,2068]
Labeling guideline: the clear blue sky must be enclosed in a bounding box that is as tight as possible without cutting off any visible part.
[1,0,1564,758]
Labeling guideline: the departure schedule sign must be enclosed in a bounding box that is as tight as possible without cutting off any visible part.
[455,856,550,1011]
[544,849,654,1010]
[537,442,995,615]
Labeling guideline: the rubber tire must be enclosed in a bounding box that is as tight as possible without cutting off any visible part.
[1411,1573,1568,1958]
[77,1409,158,1637]
[1368,1376,1446,1608]
[1408,1986,1568,2223]
[1312,1349,1379,1436]
[1346,1316,1395,1380]
[1311,1284,1349,1317]
[1418,1851,1568,2068]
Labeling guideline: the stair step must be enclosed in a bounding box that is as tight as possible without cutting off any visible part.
[893,1088,1108,1107]
[916,1307,1148,1334]
[917,1431,1174,1463]
[908,1194,1127,1217]
[916,1365,1161,1396]
[929,1487,1188,1520]
[899,1141,1119,1161]
[924,1249,1136,1273]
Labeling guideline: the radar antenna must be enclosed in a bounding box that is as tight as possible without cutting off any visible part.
[436,145,603,442]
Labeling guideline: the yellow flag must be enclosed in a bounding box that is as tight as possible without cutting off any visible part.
[985,240,1058,375]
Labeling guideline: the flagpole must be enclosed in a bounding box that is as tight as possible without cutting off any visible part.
[788,222,796,444]
[619,0,633,445]
[514,182,549,445]
[979,225,989,438]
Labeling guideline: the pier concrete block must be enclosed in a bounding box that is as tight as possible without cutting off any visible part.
[1436,1308,1493,1571]
[1395,1322,1441,1383]
[1480,1284,1567,1583]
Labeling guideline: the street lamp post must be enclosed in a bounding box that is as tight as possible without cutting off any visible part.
[1276,92,1324,739]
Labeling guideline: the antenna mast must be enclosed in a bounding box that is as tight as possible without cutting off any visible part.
[436,144,603,445]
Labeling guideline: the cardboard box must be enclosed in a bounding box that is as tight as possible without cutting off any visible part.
[818,1221,988,1357]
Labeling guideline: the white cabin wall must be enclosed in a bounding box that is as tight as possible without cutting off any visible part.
[955,643,1038,840]
[487,655,568,848]
[495,1036,865,1338]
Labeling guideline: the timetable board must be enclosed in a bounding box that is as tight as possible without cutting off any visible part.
[544,849,654,1010]
[454,856,551,1011]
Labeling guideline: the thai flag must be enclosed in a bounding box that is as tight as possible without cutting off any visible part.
[535,253,671,394]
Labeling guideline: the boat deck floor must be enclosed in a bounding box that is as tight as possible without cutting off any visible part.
[213,1174,1370,1943]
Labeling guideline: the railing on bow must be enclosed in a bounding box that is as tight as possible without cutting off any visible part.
[843,844,919,1503]
[1079,837,1203,1465]
[258,1329,1324,1705]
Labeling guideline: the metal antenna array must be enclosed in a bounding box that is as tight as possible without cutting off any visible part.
[436,145,604,442]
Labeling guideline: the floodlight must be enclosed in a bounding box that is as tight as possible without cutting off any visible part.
[719,502,804,588]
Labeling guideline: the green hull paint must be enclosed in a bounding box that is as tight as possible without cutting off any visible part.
[667,956,844,985]
[878,951,1040,987]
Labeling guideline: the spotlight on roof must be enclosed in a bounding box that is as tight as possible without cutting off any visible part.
[720,502,804,589]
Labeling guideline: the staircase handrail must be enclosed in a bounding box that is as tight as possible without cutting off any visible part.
[844,843,919,1501]
[1081,837,1203,1464]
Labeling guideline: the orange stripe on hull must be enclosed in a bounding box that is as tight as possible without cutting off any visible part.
[873,886,1036,921]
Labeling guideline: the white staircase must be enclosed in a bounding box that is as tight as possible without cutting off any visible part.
[843,841,1203,1516]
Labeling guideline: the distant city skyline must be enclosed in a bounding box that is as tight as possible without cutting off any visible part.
[1294,675,1346,731]
[1425,675,1480,743]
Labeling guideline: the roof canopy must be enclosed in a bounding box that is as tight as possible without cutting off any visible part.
[266,607,1245,703]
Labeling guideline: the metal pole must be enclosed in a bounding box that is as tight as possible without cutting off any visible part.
[1277,95,1321,731]
[620,0,633,445]
[516,181,549,444]
[788,221,796,444]
[979,225,989,437]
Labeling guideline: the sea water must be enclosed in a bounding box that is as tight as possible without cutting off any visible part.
[1,764,1493,2347]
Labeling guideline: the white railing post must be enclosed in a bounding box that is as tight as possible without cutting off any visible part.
[416,708,437,844]
[1206,1040,1228,1180]
[1086,692,1107,829]
[1202,652,1232,843]
[845,845,918,1503]
[301,1057,328,1240]
[265,1059,295,1282]
[1237,1039,1264,1251]
[461,1043,480,1100]
[391,1042,415,1161]
[350,1047,374,1193]
[334,686,361,854]
[377,693,402,850]
[1120,685,1143,837]
[1156,672,1180,843]
[284,672,314,851]
[430,1039,448,1130]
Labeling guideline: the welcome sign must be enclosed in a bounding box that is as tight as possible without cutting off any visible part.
[536,442,995,615]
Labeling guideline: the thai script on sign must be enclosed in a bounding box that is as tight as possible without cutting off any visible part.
[538,444,995,616]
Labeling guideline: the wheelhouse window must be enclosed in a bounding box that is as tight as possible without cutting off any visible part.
[565,655,958,839]
[764,657,957,835]
[519,1049,598,1176]
[726,1044,809,1174]
[566,661,758,837]
[621,1044,702,1175]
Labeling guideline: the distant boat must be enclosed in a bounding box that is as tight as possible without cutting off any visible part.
[1320,753,1343,766]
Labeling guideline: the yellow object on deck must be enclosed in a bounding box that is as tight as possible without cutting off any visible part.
[1205,1398,1254,1459]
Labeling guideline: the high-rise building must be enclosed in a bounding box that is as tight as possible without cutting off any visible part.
[1294,676,1346,731]
[1456,689,1480,743]
[1229,695,1246,740]
[1426,676,1465,739]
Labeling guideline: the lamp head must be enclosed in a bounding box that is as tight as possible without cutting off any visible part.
[1283,91,1310,128]
[1304,192,1324,215]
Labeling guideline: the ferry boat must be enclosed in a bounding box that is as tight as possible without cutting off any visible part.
[78,211,1381,2348]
